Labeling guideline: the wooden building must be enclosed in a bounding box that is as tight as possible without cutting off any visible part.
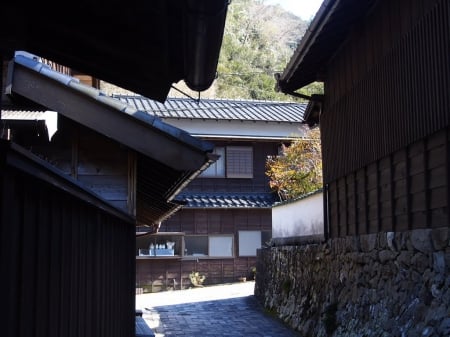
[115,95,307,290]
[276,0,450,237]
[0,139,137,337]
[3,52,218,227]
[0,1,228,334]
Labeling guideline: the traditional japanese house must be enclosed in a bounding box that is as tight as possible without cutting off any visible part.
[114,95,307,290]
[0,1,228,336]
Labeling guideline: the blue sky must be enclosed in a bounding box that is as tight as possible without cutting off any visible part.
[264,0,323,20]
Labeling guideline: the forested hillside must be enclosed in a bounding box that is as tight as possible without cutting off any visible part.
[168,0,322,101]
[216,0,308,100]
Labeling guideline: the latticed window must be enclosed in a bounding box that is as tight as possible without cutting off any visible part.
[226,146,253,178]
[200,146,253,178]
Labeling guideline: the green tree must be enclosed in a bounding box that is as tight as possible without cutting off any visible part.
[168,0,324,101]
[216,0,319,101]
[266,128,322,201]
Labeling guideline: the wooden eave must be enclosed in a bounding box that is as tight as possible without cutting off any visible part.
[5,54,215,171]
[276,0,378,93]
[0,0,229,102]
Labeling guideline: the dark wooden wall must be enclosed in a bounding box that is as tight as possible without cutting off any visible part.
[31,117,131,212]
[137,257,257,291]
[320,0,450,237]
[136,208,271,289]
[328,128,448,237]
[164,208,272,233]
[186,141,278,193]
[323,0,448,181]
[0,141,136,337]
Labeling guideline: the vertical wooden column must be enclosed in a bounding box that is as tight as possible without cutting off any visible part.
[0,51,13,118]
[0,54,3,118]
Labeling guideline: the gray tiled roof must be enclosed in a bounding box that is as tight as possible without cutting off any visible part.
[112,95,306,123]
[176,192,278,208]
[2,109,46,119]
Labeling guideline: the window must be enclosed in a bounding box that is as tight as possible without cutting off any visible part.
[184,235,234,258]
[209,236,233,257]
[238,230,271,257]
[136,232,183,257]
[200,146,253,178]
[226,146,253,178]
[200,147,225,177]
[184,236,208,256]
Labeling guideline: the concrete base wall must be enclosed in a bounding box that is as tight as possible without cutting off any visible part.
[255,228,450,337]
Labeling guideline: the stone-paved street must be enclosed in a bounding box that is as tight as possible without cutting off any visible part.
[136,281,300,337]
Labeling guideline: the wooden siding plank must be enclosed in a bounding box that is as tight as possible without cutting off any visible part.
[346,174,356,235]
[424,138,431,227]
[405,146,412,230]
[410,211,427,228]
[430,208,448,227]
[329,184,337,238]
[194,211,208,234]
[393,149,409,231]
[366,163,379,233]
[208,212,221,233]
[379,155,393,231]
[430,186,447,208]
[20,184,38,337]
[381,0,392,56]
[429,166,446,190]
[35,188,51,337]
[0,170,22,337]
[48,192,63,337]
[355,168,366,234]
[338,177,347,236]
[409,173,425,194]
[428,145,446,170]
[410,191,427,211]
[247,212,264,230]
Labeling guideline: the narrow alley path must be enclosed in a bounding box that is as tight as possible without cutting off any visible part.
[136,281,300,337]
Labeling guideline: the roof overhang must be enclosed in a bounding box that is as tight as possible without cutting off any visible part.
[1,109,58,139]
[111,95,308,139]
[163,119,306,141]
[176,193,277,209]
[276,0,377,94]
[0,0,228,102]
[6,53,215,171]
[3,53,220,227]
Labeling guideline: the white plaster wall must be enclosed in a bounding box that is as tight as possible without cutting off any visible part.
[272,192,324,238]
[163,119,305,139]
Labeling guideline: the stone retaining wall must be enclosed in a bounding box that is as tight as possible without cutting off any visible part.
[255,228,450,336]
